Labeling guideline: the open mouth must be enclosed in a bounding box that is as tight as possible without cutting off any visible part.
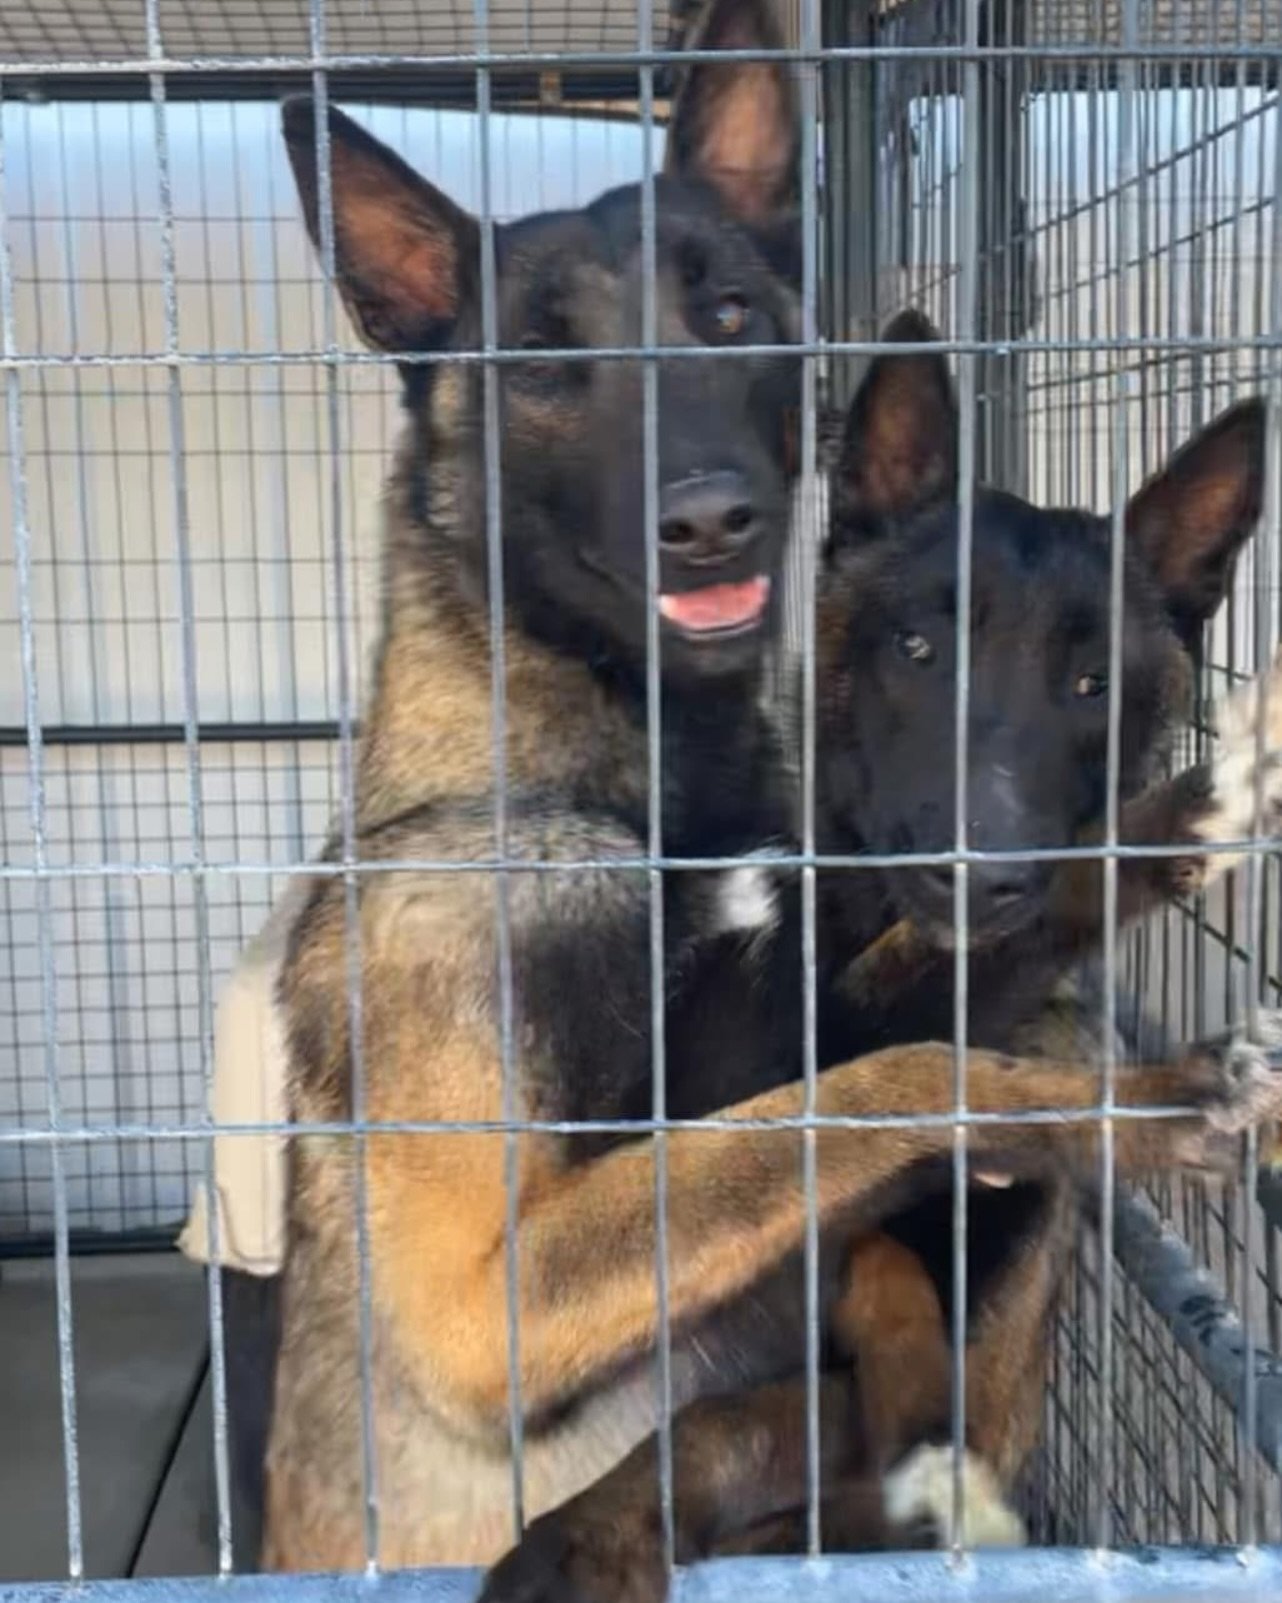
[658,575,771,639]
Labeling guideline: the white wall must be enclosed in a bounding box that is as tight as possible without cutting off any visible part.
[0,100,662,1236]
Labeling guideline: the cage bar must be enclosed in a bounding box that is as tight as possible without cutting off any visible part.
[2,0,1282,1594]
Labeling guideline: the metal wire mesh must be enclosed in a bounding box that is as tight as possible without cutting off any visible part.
[0,97,665,1244]
[0,1,673,66]
[2,0,1282,1593]
[844,0,1282,1548]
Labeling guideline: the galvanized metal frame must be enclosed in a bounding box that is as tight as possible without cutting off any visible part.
[3,1546,1282,1603]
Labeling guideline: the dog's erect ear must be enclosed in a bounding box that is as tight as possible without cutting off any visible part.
[663,0,798,225]
[1125,398,1266,648]
[282,98,478,353]
[835,310,958,528]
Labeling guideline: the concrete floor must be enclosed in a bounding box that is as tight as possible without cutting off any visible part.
[0,1252,218,1582]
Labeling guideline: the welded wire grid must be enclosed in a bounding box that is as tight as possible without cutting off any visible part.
[0,96,668,1245]
[3,0,1282,1587]
[0,1,673,64]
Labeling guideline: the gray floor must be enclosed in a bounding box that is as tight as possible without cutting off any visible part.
[0,1252,219,1583]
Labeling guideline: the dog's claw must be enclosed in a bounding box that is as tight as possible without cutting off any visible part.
[1189,1009,1282,1137]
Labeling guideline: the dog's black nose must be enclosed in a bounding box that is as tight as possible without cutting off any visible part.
[659,472,758,564]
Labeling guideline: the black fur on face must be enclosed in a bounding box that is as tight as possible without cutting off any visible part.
[820,309,1266,948]
[281,0,803,691]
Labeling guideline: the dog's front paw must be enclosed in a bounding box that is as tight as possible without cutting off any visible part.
[1190,1010,1282,1134]
[480,1501,667,1603]
[1162,1011,1282,1172]
[882,1443,1025,1549]
[1195,648,1282,884]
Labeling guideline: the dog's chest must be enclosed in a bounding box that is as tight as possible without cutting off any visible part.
[707,862,782,939]
[661,858,799,1119]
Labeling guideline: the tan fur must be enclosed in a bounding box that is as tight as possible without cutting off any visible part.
[687,67,795,224]
[834,1233,952,1467]
[660,0,798,222]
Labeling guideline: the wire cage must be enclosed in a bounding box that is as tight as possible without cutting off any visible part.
[3,0,1282,1596]
[829,0,1282,1555]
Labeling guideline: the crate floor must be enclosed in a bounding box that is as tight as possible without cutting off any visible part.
[0,1252,217,1582]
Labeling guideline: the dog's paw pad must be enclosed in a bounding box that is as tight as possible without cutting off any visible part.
[883,1444,1025,1549]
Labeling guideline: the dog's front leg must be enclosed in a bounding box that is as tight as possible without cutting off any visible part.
[393,1027,1282,1446]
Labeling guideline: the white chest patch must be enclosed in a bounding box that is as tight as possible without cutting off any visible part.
[711,864,780,937]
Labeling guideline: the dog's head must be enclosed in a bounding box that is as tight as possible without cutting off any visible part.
[820,309,1266,947]
[282,0,801,687]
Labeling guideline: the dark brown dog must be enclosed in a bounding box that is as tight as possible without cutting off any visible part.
[475,317,1282,1599]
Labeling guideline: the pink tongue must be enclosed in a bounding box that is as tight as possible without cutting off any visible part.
[659,576,770,633]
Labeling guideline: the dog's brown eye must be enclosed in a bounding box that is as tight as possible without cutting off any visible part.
[895,630,934,664]
[1074,671,1107,699]
[715,295,749,338]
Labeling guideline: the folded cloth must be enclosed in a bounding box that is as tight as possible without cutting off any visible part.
[177,877,310,1278]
